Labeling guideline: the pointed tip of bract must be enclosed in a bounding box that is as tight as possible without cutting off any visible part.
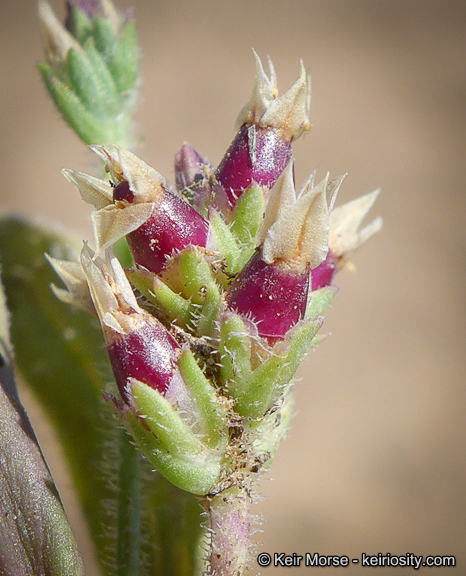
[235,54,311,141]
[46,252,95,313]
[80,244,141,325]
[38,0,83,67]
[261,59,311,141]
[259,160,296,243]
[262,167,329,270]
[329,188,383,256]
[62,167,114,209]
[89,144,166,203]
[235,50,278,129]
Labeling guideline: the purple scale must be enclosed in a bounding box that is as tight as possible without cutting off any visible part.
[227,250,309,341]
[126,188,209,273]
[310,251,338,290]
[215,125,292,207]
[107,317,180,402]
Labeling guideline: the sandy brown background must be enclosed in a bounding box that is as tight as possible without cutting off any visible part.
[1,1,465,574]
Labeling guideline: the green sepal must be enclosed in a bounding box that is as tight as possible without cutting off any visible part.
[250,387,295,468]
[218,312,252,386]
[67,5,93,44]
[209,211,241,275]
[38,62,116,144]
[92,17,117,59]
[109,20,139,95]
[66,47,115,119]
[195,280,221,336]
[178,350,228,449]
[82,38,120,116]
[152,277,192,327]
[161,248,215,306]
[124,408,222,496]
[230,185,265,267]
[305,286,338,319]
[232,319,322,418]
[129,269,192,328]
[130,379,204,456]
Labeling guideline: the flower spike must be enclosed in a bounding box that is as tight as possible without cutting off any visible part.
[63,145,210,273]
[226,161,330,340]
[215,54,311,208]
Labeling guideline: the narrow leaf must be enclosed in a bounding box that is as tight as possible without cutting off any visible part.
[0,217,204,576]
[0,273,84,576]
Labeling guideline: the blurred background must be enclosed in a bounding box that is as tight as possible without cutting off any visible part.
[1,0,465,574]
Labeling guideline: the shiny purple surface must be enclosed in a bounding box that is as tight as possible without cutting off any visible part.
[113,180,135,203]
[227,250,309,340]
[310,251,338,290]
[127,188,209,273]
[107,317,180,401]
[215,125,292,206]
[174,143,206,191]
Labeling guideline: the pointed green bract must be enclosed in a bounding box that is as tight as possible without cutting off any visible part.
[130,380,205,456]
[38,1,139,147]
[161,248,216,305]
[195,280,221,335]
[67,5,93,43]
[93,17,117,56]
[306,285,338,319]
[233,320,322,418]
[39,62,113,144]
[125,410,222,496]
[210,211,241,274]
[0,217,204,576]
[179,350,228,449]
[83,38,120,115]
[218,313,252,386]
[109,20,139,95]
[230,185,265,266]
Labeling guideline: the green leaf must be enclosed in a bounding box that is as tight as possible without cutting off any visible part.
[0,217,204,576]
[0,273,85,575]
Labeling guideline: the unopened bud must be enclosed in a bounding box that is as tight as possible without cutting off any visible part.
[215,53,310,207]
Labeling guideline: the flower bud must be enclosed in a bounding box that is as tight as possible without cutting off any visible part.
[310,188,383,289]
[38,0,138,146]
[63,145,210,273]
[215,52,310,207]
[174,143,215,216]
[78,245,182,402]
[226,161,329,340]
[174,142,209,191]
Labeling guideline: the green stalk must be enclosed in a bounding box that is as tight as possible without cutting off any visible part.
[117,431,142,576]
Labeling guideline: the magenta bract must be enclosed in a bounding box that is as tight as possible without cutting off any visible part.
[107,316,180,402]
[215,125,292,207]
[310,251,338,290]
[125,187,209,273]
[226,250,309,340]
[175,143,207,191]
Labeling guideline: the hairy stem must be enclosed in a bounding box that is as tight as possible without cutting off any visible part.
[117,431,142,576]
[205,487,252,576]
